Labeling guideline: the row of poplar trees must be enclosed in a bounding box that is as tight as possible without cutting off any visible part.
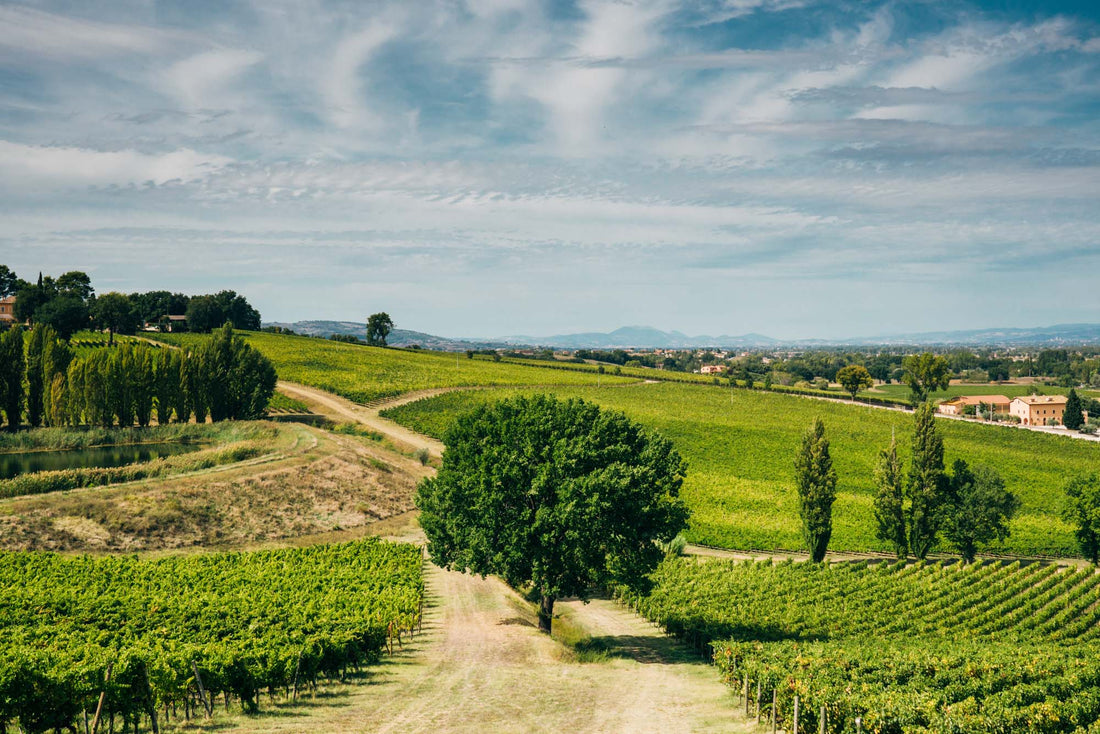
[0,324,276,430]
[794,403,1019,564]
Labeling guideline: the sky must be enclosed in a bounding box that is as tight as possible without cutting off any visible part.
[0,0,1098,340]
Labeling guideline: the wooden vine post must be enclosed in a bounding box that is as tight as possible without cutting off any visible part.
[756,680,762,724]
[819,704,826,734]
[190,662,212,718]
[771,689,777,734]
[90,663,113,734]
[793,694,800,734]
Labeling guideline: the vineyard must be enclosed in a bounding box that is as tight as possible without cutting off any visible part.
[382,382,1100,556]
[0,538,423,733]
[148,331,632,402]
[622,557,1100,733]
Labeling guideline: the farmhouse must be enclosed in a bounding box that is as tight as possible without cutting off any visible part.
[0,296,14,324]
[938,395,1011,416]
[700,365,724,375]
[1010,395,1068,426]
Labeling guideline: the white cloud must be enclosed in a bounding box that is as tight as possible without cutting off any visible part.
[163,49,265,110]
[0,6,189,61]
[0,142,231,189]
[324,23,399,131]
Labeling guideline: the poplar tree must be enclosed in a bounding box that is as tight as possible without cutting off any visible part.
[795,418,838,563]
[873,432,908,558]
[0,327,25,430]
[908,403,946,559]
[24,325,46,427]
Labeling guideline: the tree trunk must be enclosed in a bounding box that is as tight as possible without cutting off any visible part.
[537,594,554,633]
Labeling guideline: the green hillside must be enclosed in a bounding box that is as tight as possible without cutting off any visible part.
[150,330,632,402]
[383,382,1098,557]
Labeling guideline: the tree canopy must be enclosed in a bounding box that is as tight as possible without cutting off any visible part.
[416,394,688,632]
[941,460,1019,563]
[91,292,139,344]
[366,312,394,347]
[907,402,946,559]
[902,352,952,405]
[1065,473,1100,565]
[836,364,874,400]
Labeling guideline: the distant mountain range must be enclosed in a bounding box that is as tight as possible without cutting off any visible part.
[264,321,1100,350]
[263,320,511,351]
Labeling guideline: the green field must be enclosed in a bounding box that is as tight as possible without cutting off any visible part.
[624,557,1100,733]
[0,537,422,733]
[866,382,1072,402]
[383,382,1100,556]
[150,331,633,402]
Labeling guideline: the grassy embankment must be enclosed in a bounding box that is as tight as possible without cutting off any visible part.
[382,383,1099,557]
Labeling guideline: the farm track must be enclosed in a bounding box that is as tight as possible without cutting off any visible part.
[256,381,751,733]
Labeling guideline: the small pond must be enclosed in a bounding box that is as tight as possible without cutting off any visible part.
[0,442,205,480]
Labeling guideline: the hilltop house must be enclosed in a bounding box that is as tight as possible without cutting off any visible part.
[1010,395,1068,426]
[0,296,15,324]
[938,395,1012,416]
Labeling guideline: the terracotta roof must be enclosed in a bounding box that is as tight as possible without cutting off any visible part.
[941,395,1011,406]
[1012,395,1068,405]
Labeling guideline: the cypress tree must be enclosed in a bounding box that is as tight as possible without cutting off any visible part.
[908,403,946,559]
[794,417,837,563]
[873,432,908,558]
[0,327,25,430]
[1064,389,1084,430]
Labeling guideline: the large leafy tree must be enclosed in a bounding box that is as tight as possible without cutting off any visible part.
[366,312,394,347]
[873,432,907,558]
[0,264,19,298]
[1064,473,1100,565]
[908,403,946,559]
[794,418,838,562]
[1064,389,1085,430]
[941,460,1019,563]
[836,364,873,400]
[91,292,139,345]
[55,271,94,302]
[416,395,688,632]
[902,352,952,405]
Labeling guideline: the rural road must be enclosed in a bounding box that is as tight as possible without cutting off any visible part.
[276,381,449,457]
[258,381,750,733]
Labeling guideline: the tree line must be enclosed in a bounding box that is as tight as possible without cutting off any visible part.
[0,324,276,431]
[0,264,261,339]
[796,403,1100,564]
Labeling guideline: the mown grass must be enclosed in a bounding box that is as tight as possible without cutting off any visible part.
[383,383,1099,557]
[149,331,633,402]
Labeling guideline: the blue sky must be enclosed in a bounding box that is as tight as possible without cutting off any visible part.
[0,0,1098,339]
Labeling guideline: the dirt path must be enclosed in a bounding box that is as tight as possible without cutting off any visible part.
[216,558,743,734]
[277,382,448,457]
[233,382,750,733]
